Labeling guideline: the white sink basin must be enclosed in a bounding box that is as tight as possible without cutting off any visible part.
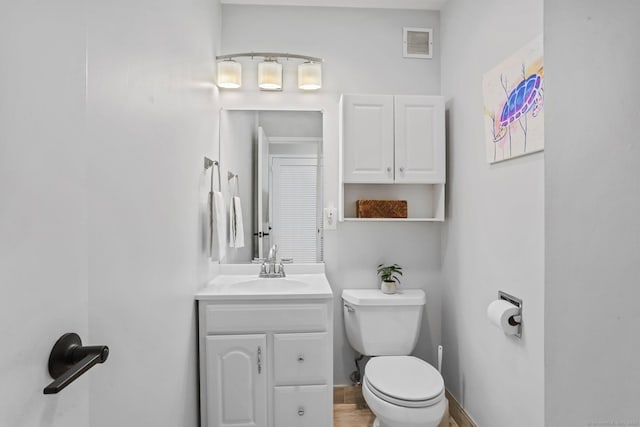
[196,271,333,300]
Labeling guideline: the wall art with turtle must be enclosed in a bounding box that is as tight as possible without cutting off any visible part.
[483,35,544,163]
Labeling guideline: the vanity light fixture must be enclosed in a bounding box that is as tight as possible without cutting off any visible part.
[298,61,322,91]
[216,59,242,89]
[216,52,323,91]
[258,59,283,91]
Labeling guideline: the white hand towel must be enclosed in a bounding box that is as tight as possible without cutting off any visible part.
[229,196,245,248]
[209,191,226,260]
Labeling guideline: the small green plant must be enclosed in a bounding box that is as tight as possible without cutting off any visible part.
[377,263,403,284]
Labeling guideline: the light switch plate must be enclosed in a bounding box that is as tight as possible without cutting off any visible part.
[323,207,337,230]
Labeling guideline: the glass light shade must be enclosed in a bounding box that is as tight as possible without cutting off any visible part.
[298,62,322,90]
[217,60,242,89]
[258,61,282,90]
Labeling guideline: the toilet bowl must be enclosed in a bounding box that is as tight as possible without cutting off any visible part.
[342,289,447,427]
[362,356,446,427]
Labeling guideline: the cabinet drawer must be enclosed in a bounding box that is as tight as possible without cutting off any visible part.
[204,303,328,334]
[274,385,330,427]
[273,333,330,385]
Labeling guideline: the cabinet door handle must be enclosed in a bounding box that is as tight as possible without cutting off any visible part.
[298,407,305,416]
[297,354,305,363]
[399,167,405,173]
[257,346,262,374]
[386,167,392,173]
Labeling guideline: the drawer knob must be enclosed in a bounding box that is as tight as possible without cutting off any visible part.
[298,407,305,416]
[297,354,305,363]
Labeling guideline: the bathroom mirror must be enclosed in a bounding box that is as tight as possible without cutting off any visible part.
[219,109,323,264]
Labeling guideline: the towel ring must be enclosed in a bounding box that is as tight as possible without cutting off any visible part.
[228,172,239,197]
[204,157,221,192]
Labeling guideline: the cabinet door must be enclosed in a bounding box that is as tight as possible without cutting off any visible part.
[342,94,395,183]
[394,95,445,183]
[206,335,267,427]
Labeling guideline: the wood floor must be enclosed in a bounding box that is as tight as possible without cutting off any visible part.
[333,403,376,427]
[333,386,460,427]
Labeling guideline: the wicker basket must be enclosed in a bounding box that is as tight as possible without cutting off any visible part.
[356,200,408,218]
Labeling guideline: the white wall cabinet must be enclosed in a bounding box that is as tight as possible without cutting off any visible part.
[340,94,446,221]
[342,94,445,184]
[198,300,333,427]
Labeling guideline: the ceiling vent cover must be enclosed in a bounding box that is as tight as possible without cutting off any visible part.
[403,27,433,59]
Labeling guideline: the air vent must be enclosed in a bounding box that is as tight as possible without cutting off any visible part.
[403,27,433,59]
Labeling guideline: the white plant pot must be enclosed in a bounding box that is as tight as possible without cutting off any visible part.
[381,281,397,294]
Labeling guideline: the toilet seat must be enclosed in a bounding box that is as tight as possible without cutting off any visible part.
[364,356,444,408]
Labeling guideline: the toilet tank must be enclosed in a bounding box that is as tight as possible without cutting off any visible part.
[342,289,426,356]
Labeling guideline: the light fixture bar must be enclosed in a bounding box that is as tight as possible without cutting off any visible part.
[216,52,323,63]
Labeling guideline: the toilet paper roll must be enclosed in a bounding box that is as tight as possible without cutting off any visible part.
[487,299,520,335]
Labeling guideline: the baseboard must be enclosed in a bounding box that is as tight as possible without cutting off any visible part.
[446,390,477,427]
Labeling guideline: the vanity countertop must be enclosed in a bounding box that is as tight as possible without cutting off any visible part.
[196,264,333,301]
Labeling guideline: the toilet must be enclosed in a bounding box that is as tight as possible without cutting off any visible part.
[342,289,447,427]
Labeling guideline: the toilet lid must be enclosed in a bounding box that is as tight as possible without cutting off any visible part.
[365,356,444,405]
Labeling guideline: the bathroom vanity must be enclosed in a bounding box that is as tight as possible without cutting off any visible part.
[196,264,333,427]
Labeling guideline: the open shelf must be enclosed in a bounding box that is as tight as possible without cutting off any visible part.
[341,183,444,222]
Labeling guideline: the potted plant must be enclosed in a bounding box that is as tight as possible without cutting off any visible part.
[377,263,403,294]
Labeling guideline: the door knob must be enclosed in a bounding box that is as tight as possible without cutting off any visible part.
[43,333,109,395]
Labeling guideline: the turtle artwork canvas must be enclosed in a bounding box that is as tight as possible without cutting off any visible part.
[483,36,544,163]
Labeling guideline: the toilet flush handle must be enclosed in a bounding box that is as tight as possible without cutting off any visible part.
[343,303,355,313]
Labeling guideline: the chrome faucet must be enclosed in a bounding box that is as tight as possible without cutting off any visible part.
[267,244,277,264]
[259,244,286,278]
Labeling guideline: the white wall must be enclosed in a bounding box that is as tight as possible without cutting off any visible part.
[545,1,640,425]
[0,1,89,426]
[221,5,440,95]
[439,1,544,426]
[258,111,322,137]
[221,5,443,384]
[85,0,222,426]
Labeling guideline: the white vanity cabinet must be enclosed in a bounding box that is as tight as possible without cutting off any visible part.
[340,94,446,221]
[198,298,333,427]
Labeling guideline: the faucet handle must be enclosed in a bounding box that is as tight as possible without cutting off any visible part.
[278,262,286,277]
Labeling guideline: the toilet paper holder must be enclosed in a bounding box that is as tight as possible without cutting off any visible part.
[498,291,523,338]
